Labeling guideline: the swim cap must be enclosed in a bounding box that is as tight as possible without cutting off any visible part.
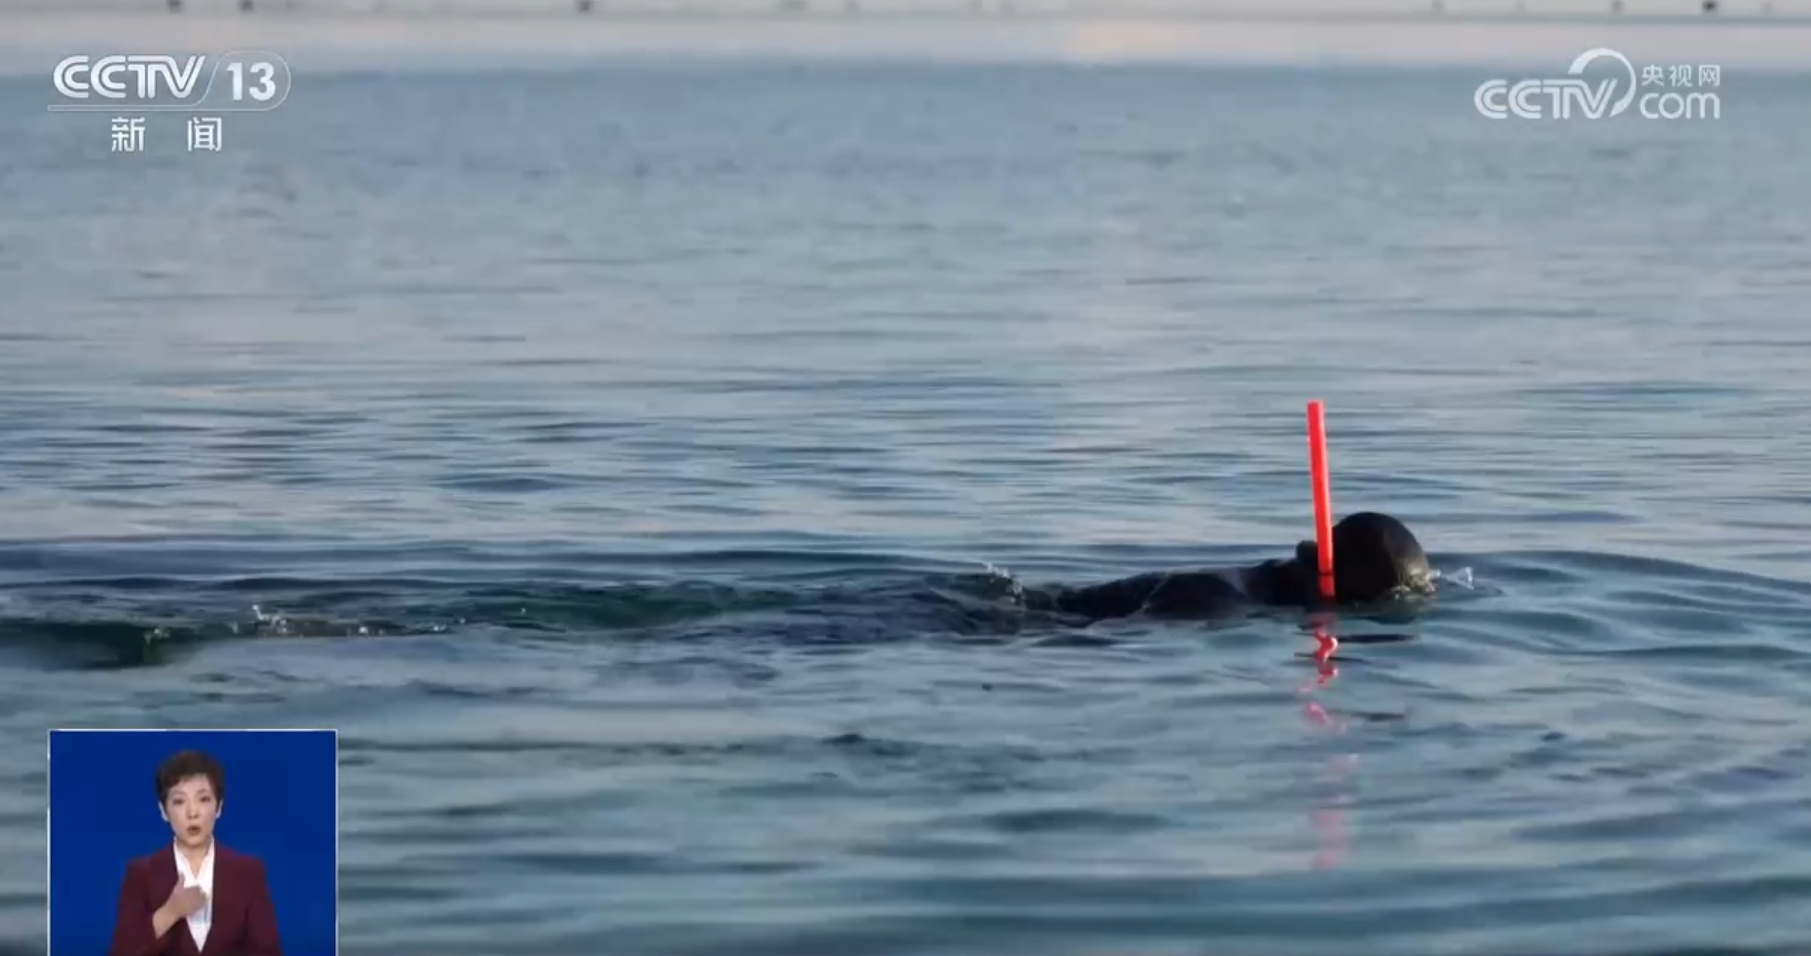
[1328,512,1432,603]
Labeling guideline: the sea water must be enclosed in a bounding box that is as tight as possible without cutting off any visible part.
[1,55,1809,955]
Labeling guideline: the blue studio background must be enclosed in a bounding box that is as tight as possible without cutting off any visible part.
[49,729,337,956]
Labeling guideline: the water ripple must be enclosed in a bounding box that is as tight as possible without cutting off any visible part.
[2,61,1811,956]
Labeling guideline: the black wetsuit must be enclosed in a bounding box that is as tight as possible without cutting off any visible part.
[1033,559,1310,621]
[1030,513,1436,622]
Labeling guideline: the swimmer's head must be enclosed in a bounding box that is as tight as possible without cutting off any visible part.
[1293,511,1433,605]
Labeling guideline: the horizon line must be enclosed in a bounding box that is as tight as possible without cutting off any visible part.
[5,5,1811,22]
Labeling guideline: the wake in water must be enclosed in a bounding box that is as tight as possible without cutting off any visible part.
[5,539,1808,674]
[0,546,1500,670]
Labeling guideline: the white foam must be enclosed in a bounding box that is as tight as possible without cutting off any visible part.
[1431,566,1475,590]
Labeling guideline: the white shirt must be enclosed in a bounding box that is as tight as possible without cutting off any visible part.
[171,840,215,952]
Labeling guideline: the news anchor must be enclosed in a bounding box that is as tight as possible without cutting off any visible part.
[108,749,284,956]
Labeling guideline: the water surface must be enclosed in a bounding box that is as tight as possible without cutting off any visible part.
[2,61,1810,955]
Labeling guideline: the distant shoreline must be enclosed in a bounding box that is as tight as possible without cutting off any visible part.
[3,3,1810,23]
[3,7,1809,73]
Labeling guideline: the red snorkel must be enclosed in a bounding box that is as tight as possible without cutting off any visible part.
[1306,401,1338,664]
[1306,400,1336,602]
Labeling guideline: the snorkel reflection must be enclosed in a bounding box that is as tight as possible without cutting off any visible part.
[1296,624,1417,871]
[1299,624,1350,870]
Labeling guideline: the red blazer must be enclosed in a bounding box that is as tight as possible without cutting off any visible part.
[108,843,283,956]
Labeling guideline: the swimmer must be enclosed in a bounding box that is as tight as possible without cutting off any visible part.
[1030,512,1434,621]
